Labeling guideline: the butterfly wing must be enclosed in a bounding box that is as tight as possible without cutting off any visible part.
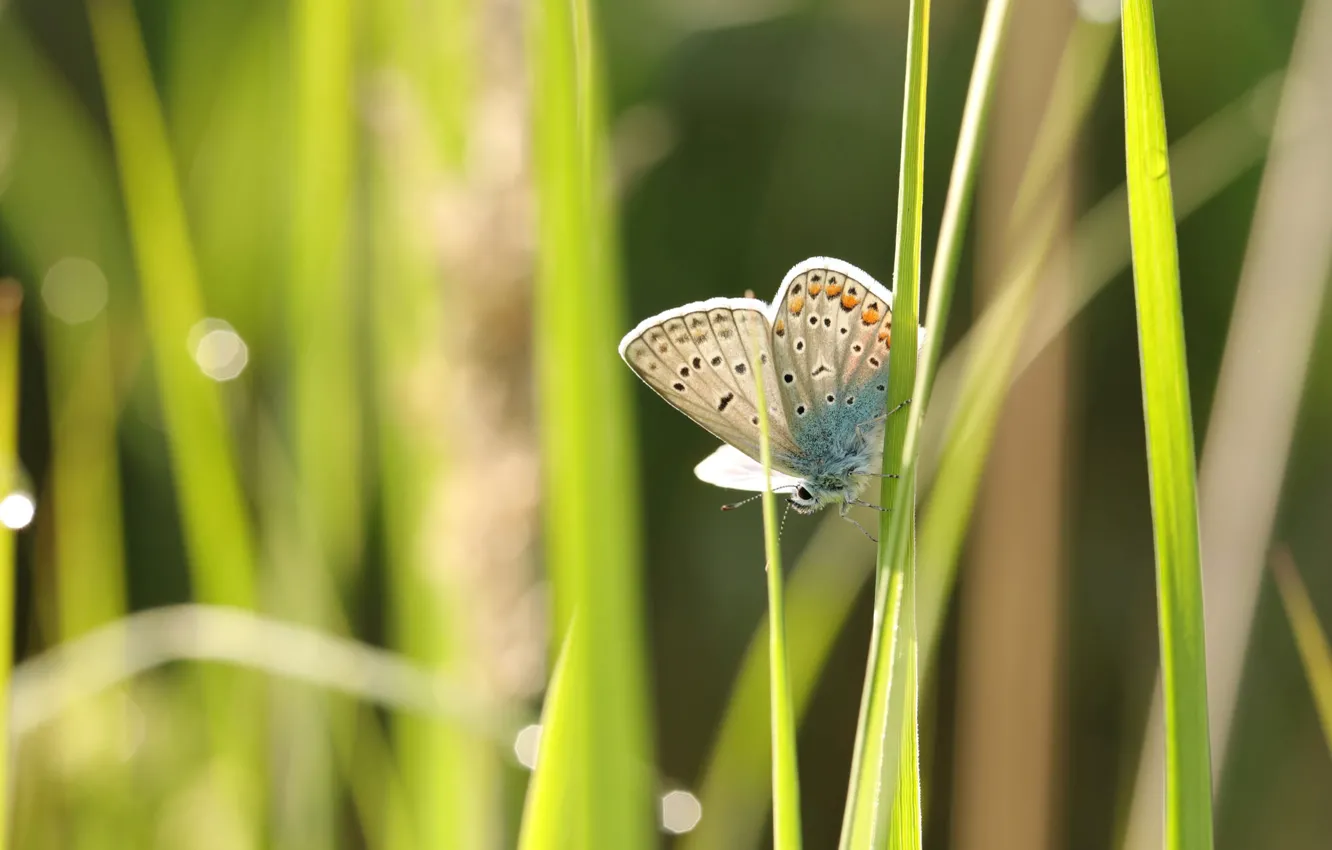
[619,298,802,470]
[694,444,803,493]
[767,257,923,427]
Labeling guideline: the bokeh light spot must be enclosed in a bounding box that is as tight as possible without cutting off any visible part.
[660,789,702,835]
[42,257,109,325]
[0,491,35,530]
[513,723,542,769]
[188,318,249,381]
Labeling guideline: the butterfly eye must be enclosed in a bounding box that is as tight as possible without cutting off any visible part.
[796,486,813,501]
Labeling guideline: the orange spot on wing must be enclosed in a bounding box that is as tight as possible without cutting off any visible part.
[789,295,805,315]
[878,328,892,346]
[841,292,860,310]
[808,281,823,296]
[862,307,880,325]
[825,281,843,298]
[774,318,786,336]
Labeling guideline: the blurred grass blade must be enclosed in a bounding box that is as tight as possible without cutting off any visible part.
[918,14,1115,683]
[1271,549,1332,753]
[0,283,22,850]
[914,0,1013,393]
[86,0,261,834]
[289,0,361,575]
[527,0,654,843]
[1120,1,1215,848]
[518,624,580,850]
[751,330,802,848]
[839,0,929,845]
[85,0,257,610]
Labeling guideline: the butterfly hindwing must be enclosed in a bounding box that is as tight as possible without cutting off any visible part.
[619,298,800,465]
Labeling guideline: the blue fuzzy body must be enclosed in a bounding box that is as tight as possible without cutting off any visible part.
[782,378,888,511]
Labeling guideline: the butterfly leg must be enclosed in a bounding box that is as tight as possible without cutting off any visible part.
[853,398,912,445]
[849,498,891,513]
[839,500,878,543]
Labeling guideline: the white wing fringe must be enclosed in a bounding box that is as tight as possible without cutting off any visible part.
[693,445,802,493]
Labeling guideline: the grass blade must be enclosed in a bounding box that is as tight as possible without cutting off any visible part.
[889,636,921,850]
[527,0,654,842]
[86,0,257,611]
[751,329,802,849]
[86,0,262,835]
[517,624,580,850]
[289,0,361,576]
[0,283,22,850]
[919,19,1116,664]
[1121,3,1332,840]
[1271,549,1332,753]
[1120,2,1215,847]
[839,0,930,845]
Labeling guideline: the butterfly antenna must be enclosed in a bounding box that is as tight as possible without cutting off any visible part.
[720,492,764,511]
[779,500,792,543]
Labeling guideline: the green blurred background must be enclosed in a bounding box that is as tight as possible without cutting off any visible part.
[1,0,1330,848]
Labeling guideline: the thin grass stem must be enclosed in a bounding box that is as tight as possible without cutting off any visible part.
[751,332,803,849]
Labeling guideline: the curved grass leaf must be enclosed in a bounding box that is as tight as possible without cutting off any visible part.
[1271,549,1332,754]
[1120,2,1215,847]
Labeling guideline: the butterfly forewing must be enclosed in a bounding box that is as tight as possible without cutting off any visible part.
[620,300,800,464]
[770,262,897,426]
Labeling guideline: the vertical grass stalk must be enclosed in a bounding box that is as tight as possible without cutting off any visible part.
[839,0,929,845]
[0,282,22,850]
[527,0,654,843]
[751,334,803,849]
[290,0,360,577]
[86,0,261,835]
[1120,1,1215,847]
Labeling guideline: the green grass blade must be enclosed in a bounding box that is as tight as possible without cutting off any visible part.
[1120,2,1215,847]
[0,283,22,850]
[918,14,1115,677]
[85,0,262,834]
[839,0,929,845]
[527,0,653,843]
[1271,549,1332,754]
[517,624,580,850]
[916,0,1013,393]
[289,0,361,575]
[751,329,803,849]
[85,0,258,611]
[889,624,921,850]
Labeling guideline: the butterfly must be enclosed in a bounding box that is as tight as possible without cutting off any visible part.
[618,257,923,520]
